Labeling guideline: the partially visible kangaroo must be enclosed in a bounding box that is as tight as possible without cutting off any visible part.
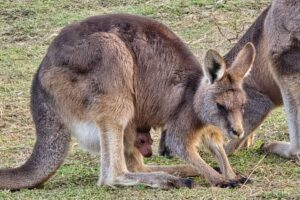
[160,0,300,159]
[224,0,300,158]
[0,14,255,190]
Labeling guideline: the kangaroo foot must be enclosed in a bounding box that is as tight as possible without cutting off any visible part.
[260,141,300,159]
[102,172,195,189]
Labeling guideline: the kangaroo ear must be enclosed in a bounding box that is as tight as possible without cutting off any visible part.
[227,42,256,81]
[203,49,226,84]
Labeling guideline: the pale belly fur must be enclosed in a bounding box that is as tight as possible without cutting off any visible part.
[71,122,101,154]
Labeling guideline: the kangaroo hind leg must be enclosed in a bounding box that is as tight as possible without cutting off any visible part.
[96,97,192,189]
[262,77,300,158]
[262,46,300,158]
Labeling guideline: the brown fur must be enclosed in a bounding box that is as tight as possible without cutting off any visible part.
[0,14,255,190]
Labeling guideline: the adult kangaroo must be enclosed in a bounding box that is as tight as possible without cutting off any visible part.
[0,14,255,190]
[223,0,300,158]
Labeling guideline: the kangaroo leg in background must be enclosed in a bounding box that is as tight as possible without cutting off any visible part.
[262,57,300,158]
[262,83,300,158]
[158,129,173,158]
[262,83,300,159]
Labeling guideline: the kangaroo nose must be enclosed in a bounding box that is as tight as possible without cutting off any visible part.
[230,127,244,138]
[145,151,153,158]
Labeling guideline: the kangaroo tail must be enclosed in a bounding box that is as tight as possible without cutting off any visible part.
[0,73,70,190]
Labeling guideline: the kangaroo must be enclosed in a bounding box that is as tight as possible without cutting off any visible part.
[0,14,255,190]
[223,0,300,158]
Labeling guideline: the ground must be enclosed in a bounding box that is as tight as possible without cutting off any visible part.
[0,0,299,199]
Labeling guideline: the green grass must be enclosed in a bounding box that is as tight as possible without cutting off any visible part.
[1,0,300,199]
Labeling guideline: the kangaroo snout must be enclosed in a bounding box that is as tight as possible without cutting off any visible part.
[229,127,244,139]
[228,112,244,139]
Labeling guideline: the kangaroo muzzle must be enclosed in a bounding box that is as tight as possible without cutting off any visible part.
[229,127,244,138]
[228,111,244,139]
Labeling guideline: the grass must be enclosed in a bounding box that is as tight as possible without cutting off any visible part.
[0,0,299,199]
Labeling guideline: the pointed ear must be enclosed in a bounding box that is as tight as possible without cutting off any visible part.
[203,49,226,84]
[227,42,256,81]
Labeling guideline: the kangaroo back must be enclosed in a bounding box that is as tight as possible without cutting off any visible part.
[0,73,70,190]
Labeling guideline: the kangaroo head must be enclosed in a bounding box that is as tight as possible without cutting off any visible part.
[194,43,256,139]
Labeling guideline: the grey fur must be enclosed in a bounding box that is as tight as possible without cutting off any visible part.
[225,0,300,157]
[0,14,254,189]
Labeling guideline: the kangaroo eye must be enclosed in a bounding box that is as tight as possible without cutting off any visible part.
[140,140,145,144]
[217,103,227,113]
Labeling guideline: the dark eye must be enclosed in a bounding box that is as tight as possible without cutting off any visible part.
[140,140,145,144]
[217,103,227,113]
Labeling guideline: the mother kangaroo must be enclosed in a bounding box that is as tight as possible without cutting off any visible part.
[0,14,255,190]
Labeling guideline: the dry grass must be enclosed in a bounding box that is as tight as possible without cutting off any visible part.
[0,0,299,199]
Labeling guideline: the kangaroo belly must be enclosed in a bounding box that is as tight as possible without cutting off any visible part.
[71,122,101,154]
